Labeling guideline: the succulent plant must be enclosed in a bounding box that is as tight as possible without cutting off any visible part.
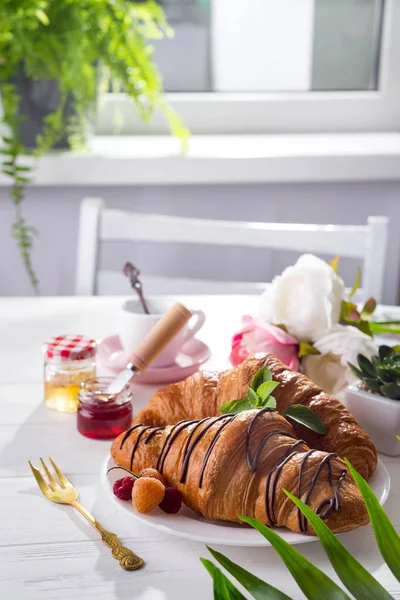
[349,345,400,400]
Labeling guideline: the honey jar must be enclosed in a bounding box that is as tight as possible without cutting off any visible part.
[43,334,97,413]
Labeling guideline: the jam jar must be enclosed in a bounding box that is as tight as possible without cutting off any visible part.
[43,334,97,413]
[77,377,133,439]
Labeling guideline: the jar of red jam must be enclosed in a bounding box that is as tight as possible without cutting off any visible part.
[77,377,133,439]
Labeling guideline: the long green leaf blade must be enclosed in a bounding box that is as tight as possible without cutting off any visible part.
[240,516,351,600]
[285,491,393,600]
[349,267,361,298]
[345,460,400,582]
[208,547,292,600]
[201,558,246,599]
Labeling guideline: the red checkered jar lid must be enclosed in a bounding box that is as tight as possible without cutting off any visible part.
[43,335,97,361]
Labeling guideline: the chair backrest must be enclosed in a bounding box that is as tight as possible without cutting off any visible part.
[75,197,389,301]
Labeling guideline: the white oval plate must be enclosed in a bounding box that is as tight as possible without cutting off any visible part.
[101,455,390,547]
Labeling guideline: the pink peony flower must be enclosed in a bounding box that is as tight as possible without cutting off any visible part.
[230,316,300,370]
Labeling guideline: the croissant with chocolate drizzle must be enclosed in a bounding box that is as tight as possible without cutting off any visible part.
[111,408,368,534]
[133,353,378,480]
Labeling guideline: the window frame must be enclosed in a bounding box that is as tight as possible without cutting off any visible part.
[96,0,400,136]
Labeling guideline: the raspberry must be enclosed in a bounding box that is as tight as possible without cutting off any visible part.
[132,477,165,513]
[159,487,182,514]
[113,476,135,501]
[139,468,166,486]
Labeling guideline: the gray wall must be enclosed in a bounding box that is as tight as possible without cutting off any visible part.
[0,181,399,303]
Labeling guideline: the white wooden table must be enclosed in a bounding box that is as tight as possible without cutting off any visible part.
[0,295,398,600]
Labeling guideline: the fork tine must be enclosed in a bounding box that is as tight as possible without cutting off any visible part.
[40,457,60,490]
[48,456,71,488]
[28,461,51,497]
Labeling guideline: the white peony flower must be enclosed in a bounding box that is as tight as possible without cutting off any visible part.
[260,254,345,342]
[302,324,377,398]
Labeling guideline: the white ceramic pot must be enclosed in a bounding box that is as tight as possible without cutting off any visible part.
[345,383,400,457]
[211,0,314,92]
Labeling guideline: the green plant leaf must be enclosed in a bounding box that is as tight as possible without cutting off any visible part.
[259,395,277,410]
[362,378,382,393]
[349,267,361,298]
[285,490,393,600]
[35,8,50,25]
[207,547,292,600]
[329,256,340,274]
[348,362,365,381]
[380,383,400,400]
[257,381,280,401]
[370,323,400,336]
[357,355,377,377]
[299,343,321,358]
[240,516,351,600]
[251,367,273,391]
[393,346,400,354]
[343,318,373,336]
[283,405,327,434]
[345,459,400,582]
[219,398,254,415]
[360,298,377,321]
[397,435,400,440]
[379,345,396,361]
[247,388,259,403]
[201,558,246,600]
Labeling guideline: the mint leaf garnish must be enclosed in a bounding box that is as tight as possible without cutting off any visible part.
[284,404,327,434]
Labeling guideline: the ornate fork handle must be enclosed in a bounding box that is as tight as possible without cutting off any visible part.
[72,501,144,571]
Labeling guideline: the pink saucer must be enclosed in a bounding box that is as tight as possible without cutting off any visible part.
[97,335,211,385]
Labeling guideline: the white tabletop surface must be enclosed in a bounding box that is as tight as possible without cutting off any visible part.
[0,295,399,600]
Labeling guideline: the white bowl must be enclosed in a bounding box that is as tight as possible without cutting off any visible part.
[346,383,400,456]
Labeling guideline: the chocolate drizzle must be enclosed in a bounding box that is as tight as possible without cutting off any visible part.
[120,408,347,532]
[129,426,153,470]
[144,426,166,444]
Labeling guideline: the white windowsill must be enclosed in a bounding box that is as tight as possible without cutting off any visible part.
[1,133,400,186]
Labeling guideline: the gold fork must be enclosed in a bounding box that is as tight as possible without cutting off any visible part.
[29,457,144,571]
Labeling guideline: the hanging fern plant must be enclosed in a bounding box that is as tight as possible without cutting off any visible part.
[0,0,188,293]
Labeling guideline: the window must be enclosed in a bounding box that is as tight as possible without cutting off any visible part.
[97,0,400,135]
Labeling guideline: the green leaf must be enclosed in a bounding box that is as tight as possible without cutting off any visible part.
[345,459,400,582]
[240,516,351,600]
[393,346,400,354]
[257,381,280,401]
[219,398,254,415]
[285,490,393,600]
[380,383,400,400]
[397,435,400,440]
[299,343,321,358]
[349,267,361,298]
[259,395,277,410]
[201,558,246,600]
[357,355,377,377]
[329,256,340,274]
[348,362,365,381]
[247,387,259,403]
[362,378,382,393]
[370,323,400,336]
[360,298,377,321]
[379,345,396,361]
[284,405,327,434]
[35,9,50,25]
[251,367,273,391]
[207,547,292,600]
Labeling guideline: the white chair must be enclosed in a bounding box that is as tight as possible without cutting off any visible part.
[75,197,389,302]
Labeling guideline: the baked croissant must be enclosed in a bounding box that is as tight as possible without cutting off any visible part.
[134,354,377,480]
[111,409,368,534]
